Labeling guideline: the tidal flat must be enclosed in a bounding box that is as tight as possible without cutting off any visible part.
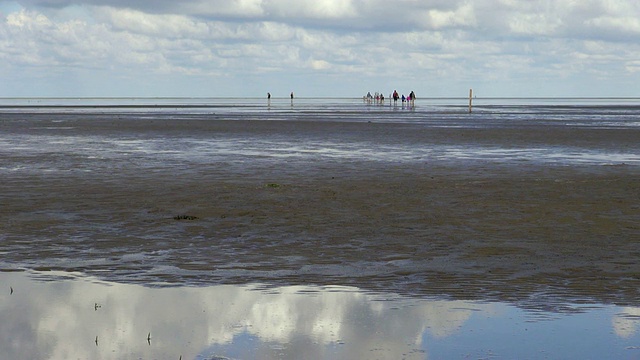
[1,97,639,358]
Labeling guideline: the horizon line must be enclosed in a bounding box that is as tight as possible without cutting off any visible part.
[2,96,640,100]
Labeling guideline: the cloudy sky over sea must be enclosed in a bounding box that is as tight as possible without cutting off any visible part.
[1,0,639,97]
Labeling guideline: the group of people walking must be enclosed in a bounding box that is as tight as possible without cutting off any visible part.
[267,90,416,106]
[392,90,416,105]
[365,90,416,106]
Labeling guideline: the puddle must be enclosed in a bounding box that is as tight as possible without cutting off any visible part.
[1,271,639,359]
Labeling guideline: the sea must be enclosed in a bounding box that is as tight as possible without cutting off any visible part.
[1,97,639,359]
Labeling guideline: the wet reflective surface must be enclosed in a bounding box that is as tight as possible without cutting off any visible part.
[2,271,640,360]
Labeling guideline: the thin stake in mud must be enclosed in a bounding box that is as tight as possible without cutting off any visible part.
[95,336,98,346]
[147,332,151,345]
[10,287,13,295]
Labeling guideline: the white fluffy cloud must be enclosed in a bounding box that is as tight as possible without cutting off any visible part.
[1,0,639,96]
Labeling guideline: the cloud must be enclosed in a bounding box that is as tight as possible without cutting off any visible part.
[309,59,331,70]
[98,7,210,39]
[2,0,640,96]
[263,0,357,19]
[10,0,640,37]
[2,9,103,67]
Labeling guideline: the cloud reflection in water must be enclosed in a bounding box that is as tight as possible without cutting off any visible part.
[0,271,481,359]
[1,271,639,359]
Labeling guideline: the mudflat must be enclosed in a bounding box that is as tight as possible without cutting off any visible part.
[1,113,639,311]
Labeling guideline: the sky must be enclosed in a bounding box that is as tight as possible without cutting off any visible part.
[1,0,639,97]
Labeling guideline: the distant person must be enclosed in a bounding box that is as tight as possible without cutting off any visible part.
[409,91,416,106]
[267,92,271,99]
[290,92,294,99]
[393,90,399,104]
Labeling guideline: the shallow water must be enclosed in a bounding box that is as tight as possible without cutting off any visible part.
[2,271,640,360]
[1,98,640,358]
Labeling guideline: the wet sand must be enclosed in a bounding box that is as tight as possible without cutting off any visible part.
[1,112,639,311]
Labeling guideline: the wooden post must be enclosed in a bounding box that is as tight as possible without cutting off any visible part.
[468,88,473,113]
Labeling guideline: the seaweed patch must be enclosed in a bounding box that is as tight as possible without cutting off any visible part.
[173,215,199,221]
